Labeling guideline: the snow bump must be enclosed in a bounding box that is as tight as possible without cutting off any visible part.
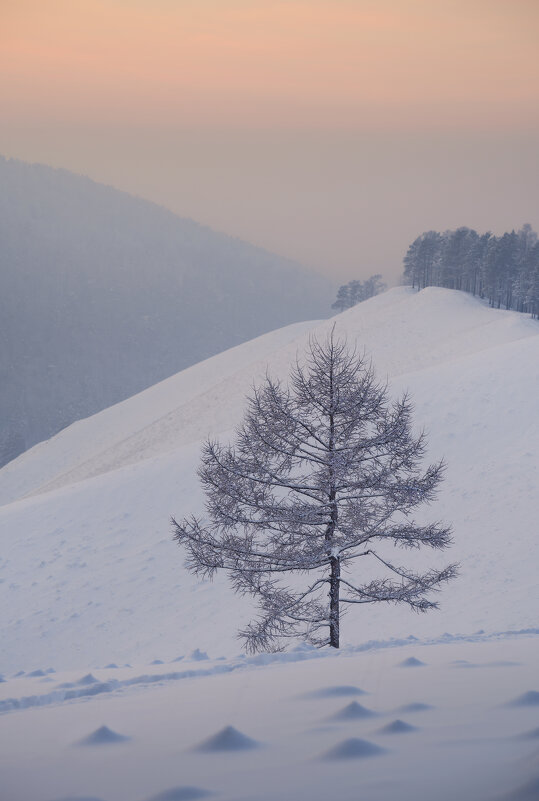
[498,775,539,801]
[518,727,539,740]
[301,685,367,700]
[193,725,260,752]
[377,719,418,734]
[329,701,378,721]
[398,657,427,668]
[320,738,387,760]
[508,691,539,707]
[397,702,434,714]
[75,725,131,746]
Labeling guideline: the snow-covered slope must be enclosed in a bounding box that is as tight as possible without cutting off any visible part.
[0,287,538,674]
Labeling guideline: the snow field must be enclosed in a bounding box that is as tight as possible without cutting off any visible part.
[0,636,538,801]
[0,285,538,800]
[0,287,537,672]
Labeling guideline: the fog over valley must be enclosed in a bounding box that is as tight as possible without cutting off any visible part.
[0,156,331,466]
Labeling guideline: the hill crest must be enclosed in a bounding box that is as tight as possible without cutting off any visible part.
[0,286,537,671]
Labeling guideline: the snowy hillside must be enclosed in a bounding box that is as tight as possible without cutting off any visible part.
[2,636,539,801]
[1,286,538,801]
[0,286,538,673]
[0,156,332,467]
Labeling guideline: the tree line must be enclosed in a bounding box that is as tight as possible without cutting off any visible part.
[331,275,386,312]
[402,224,539,318]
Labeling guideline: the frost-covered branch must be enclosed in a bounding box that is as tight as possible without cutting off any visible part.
[172,329,457,652]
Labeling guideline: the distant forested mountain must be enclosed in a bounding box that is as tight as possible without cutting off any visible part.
[402,225,539,317]
[0,156,332,467]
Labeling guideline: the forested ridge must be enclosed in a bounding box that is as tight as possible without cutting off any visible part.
[402,225,539,318]
[0,156,332,468]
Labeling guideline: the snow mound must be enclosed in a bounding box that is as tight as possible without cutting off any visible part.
[518,728,539,740]
[193,725,260,752]
[301,685,366,699]
[397,702,434,713]
[144,788,213,801]
[76,725,131,746]
[508,691,539,707]
[321,737,387,760]
[2,637,537,801]
[452,659,521,669]
[77,673,99,685]
[189,649,209,662]
[498,776,539,801]
[378,719,418,734]
[329,701,378,720]
[398,657,426,668]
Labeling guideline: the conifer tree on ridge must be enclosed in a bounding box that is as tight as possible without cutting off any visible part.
[172,331,457,652]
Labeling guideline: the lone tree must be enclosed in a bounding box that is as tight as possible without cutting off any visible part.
[172,332,457,652]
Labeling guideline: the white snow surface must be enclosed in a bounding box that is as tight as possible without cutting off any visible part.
[0,286,538,673]
[1,286,539,801]
[1,636,539,801]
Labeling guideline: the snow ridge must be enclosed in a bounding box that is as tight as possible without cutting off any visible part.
[2,628,537,716]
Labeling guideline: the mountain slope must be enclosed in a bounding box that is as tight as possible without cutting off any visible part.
[0,287,537,673]
[0,156,332,466]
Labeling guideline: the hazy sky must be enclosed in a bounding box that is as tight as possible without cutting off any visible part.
[1,0,539,282]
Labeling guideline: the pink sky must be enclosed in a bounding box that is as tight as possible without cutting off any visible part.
[1,0,539,280]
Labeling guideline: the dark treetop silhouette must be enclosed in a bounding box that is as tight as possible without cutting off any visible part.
[403,224,539,317]
[172,332,457,652]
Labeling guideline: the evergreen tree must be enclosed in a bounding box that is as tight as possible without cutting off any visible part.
[348,280,364,306]
[331,285,351,312]
[331,275,386,312]
[402,224,539,318]
[403,232,441,289]
[363,274,386,299]
[525,245,539,318]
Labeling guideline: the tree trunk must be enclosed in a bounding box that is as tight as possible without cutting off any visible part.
[329,556,340,648]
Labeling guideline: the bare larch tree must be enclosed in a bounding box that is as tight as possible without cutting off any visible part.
[172,332,457,652]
